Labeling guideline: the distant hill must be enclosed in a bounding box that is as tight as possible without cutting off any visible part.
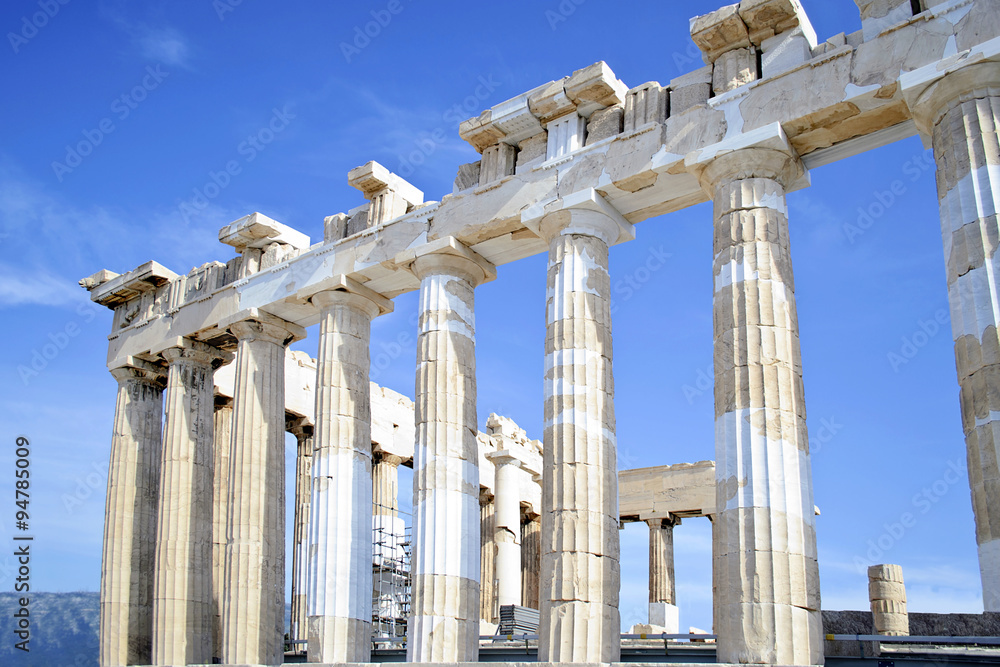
[0,592,99,667]
[0,592,296,666]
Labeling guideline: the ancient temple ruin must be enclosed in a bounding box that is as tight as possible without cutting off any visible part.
[83,0,1000,665]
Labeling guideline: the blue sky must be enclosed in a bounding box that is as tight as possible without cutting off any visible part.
[0,0,982,634]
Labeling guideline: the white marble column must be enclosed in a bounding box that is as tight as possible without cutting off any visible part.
[100,360,164,667]
[406,244,493,663]
[536,195,631,664]
[904,60,1000,613]
[152,341,231,666]
[221,316,302,666]
[687,127,822,665]
[288,419,313,649]
[373,452,403,517]
[211,397,233,662]
[307,287,389,663]
[488,452,523,609]
[480,491,496,625]
[521,512,541,610]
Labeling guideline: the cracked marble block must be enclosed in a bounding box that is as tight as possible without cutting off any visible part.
[905,59,1000,613]
[307,288,388,663]
[221,317,300,666]
[535,200,631,664]
[101,361,164,667]
[405,243,494,663]
[152,342,231,667]
[687,129,822,666]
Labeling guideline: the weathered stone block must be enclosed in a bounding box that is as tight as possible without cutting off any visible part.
[713,46,758,93]
[586,106,623,144]
[453,161,481,193]
[624,82,668,132]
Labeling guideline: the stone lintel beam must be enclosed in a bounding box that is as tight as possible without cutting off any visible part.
[348,160,424,206]
[297,273,394,316]
[522,188,635,247]
[81,261,178,309]
[219,211,311,253]
[685,122,808,194]
[901,36,1000,140]
[394,235,497,285]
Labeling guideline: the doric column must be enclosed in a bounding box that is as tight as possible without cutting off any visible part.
[402,240,494,663]
[648,517,677,606]
[686,125,822,665]
[211,397,233,662]
[288,418,314,649]
[221,314,303,666]
[521,511,541,610]
[480,490,496,625]
[488,452,523,609]
[648,516,679,632]
[152,341,231,666]
[373,452,403,517]
[868,564,909,636]
[307,283,391,663]
[533,191,631,664]
[100,359,165,667]
[903,58,1000,613]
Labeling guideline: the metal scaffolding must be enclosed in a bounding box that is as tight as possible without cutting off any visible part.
[372,502,412,643]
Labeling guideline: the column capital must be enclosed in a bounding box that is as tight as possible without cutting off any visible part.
[486,450,524,468]
[155,338,232,369]
[221,309,306,346]
[524,188,634,246]
[395,236,496,286]
[685,122,807,193]
[901,45,1000,140]
[646,515,681,529]
[286,416,314,440]
[374,451,404,467]
[109,356,167,385]
[300,274,393,317]
[479,486,495,505]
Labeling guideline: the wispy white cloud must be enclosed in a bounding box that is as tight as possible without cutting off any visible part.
[0,266,86,307]
[135,26,190,67]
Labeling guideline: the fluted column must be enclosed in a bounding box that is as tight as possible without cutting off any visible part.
[100,360,164,667]
[648,517,677,606]
[904,60,1000,613]
[222,316,302,666]
[406,244,493,662]
[521,511,541,610]
[307,286,389,663]
[488,452,523,609]
[288,419,314,648]
[536,194,631,664]
[480,491,496,624]
[152,341,231,666]
[211,397,233,662]
[373,452,403,517]
[687,126,822,665]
